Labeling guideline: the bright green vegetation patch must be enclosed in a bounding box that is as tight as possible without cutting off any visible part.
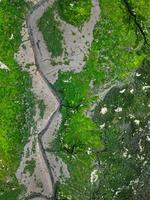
[0,179,24,200]
[57,0,92,27]
[54,111,103,200]
[52,0,150,199]
[56,153,95,200]
[24,159,36,176]
[38,5,63,57]
[93,59,150,200]
[92,0,149,81]
[57,111,102,153]
[37,99,46,119]
[0,0,35,199]
[53,72,104,200]
[124,0,150,47]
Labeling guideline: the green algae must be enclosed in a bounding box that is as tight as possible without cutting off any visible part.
[57,0,92,27]
[0,1,35,198]
[38,4,63,57]
[51,0,150,199]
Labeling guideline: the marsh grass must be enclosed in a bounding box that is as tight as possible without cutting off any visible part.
[24,159,36,176]
[38,4,63,57]
[57,0,92,27]
[37,99,46,119]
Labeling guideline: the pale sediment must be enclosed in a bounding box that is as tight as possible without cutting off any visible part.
[15,0,100,199]
[28,0,100,83]
[15,4,59,199]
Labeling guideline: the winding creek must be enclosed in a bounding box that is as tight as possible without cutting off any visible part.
[27,2,60,197]
[15,0,100,199]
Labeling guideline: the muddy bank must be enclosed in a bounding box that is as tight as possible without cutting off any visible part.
[28,0,100,83]
[15,0,100,199]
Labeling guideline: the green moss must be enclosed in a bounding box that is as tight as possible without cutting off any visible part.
[56,153,95,200]
[93,59,150,200]
[61,111,102,153]
[91,0,147,81]
[57,0,92,27]
[0,178,24,200]
[37,99,46,119]
[0,0,35,198]
[54,72,91,108]
[124,0,150,47]
[24,159,36,176]
[38,4,63,57]
[51,0,150,199]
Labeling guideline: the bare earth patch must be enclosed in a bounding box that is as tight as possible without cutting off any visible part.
[15,0,100,199]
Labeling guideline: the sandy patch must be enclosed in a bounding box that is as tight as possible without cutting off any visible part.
[15,0,100,199]
[15,15,59,200]
[28,0,100,83]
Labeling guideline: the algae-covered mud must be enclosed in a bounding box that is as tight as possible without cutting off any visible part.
[0,0,150,199]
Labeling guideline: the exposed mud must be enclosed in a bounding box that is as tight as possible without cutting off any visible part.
[15,0,100,199]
